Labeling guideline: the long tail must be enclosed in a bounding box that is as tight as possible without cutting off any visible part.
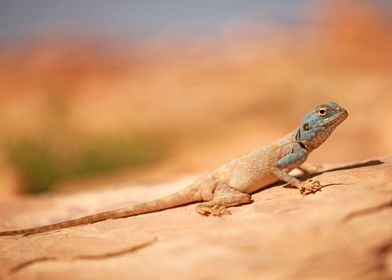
[0,185,201,237]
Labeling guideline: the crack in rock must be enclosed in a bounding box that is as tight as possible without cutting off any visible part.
[9,238,157,274]
[372,238,392,279]
[76,238,157,260]
[9,257,57,274]
[341,199,392,222]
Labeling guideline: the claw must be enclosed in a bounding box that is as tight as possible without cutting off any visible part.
[196,204,231,216]
[299,179,322,196]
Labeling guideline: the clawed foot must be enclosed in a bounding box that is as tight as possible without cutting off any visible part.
[298,179,322,195]
[196,204,231,216]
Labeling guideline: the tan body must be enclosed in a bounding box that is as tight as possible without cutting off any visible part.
[195,132,300,198]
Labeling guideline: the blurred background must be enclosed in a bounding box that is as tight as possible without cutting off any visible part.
[0,0,391,196]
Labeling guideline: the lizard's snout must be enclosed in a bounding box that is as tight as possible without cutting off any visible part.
[340,107,348,119]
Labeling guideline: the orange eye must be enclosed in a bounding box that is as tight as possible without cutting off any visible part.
[303,123,310,131]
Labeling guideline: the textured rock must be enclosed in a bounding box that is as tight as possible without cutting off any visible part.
[0,156,391,280]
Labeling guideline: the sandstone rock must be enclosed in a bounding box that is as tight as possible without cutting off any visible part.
[0,156,391,280]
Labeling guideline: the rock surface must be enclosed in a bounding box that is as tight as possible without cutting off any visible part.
[0,156,391,280]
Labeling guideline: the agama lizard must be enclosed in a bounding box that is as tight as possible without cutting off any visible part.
[0,102,348,236]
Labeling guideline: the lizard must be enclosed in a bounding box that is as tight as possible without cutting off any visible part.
[0,101,348,237]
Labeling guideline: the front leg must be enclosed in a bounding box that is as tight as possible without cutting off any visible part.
[270,148,322,195]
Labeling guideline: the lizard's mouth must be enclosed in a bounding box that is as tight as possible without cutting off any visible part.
[318,108,348,128]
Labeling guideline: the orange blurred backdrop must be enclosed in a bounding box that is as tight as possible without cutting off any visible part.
[0,1,391,195]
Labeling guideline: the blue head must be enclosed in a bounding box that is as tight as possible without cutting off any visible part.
[296,102,348,151]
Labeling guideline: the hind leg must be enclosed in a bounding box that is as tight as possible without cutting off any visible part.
[196,185,252,216]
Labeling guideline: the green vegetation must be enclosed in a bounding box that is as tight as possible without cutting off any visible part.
[3,132,167,194]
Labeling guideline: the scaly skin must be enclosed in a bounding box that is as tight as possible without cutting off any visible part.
[0,102,348,236]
